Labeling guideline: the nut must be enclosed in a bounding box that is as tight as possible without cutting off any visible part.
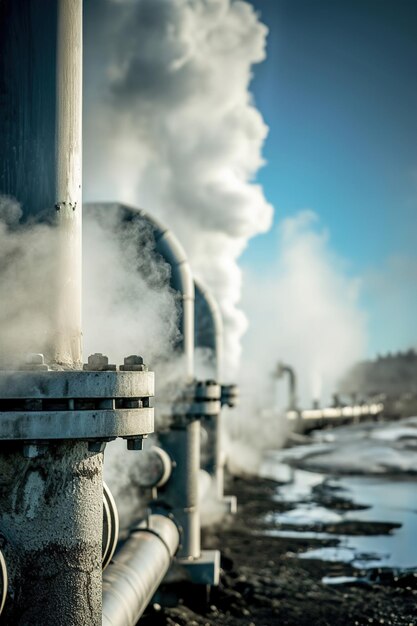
[126,435,147,451]
[83,353,116,371]
[120,355,147,372]
[88,441,107,453]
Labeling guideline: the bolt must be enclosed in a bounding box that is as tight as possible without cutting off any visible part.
[88,441,107,453]
[126,435,147,451]
[120,355,147,372]
[23,444,47,459]
[83,353,116,371]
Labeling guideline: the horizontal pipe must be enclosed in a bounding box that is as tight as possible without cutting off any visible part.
[102,514,180,626]
[287,402,384,421]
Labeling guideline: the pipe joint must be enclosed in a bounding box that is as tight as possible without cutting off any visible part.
[220,383,239,408]
[0,356,155,448]
[172,380,221,425]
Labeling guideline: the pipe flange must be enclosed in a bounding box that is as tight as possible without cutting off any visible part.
[0,355,154,443]
[220,384,239,408]
[172,380,221,423]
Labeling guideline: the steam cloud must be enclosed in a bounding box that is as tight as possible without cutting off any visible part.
[84,0,273,379]
[0,195,57,365]
[241,210,367,410]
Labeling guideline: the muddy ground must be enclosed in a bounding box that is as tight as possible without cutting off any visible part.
[141,474,417,626]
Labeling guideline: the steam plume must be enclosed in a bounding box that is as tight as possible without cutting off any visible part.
[84,0,273,378]
[241,210,367,410]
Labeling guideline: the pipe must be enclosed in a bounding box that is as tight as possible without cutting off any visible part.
[276,361,298,411]
[86,203,194,379]
[0,3,108,624]
[85,203,200,558]
[194,279,223,381]
[102,482,120,571]
[0,0,83,366]
[193,280,224,498]
[102,514,180,626]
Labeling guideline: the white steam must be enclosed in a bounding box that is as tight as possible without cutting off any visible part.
[84,0,273,378]
[83,206,179,366]
[241,210,367,411]
[0,195,57,365]
[223,211,367,475]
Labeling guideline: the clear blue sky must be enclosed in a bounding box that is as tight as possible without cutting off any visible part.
[242,0,417,356]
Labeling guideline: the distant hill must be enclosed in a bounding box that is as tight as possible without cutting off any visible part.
[338,349,417,399]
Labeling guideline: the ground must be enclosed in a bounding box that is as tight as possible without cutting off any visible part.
[141,474,417,626]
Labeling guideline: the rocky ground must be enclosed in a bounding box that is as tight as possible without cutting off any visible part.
[141,474,417,626]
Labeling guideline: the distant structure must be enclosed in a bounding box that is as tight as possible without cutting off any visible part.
[275,361,298,411]
[338,349,417,405]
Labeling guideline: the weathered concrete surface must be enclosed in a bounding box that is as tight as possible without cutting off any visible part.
[0,442,103,625]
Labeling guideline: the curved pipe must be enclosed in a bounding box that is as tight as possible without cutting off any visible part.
[85,202,201,560]
[194,279,223,381]
[102,514,180,626]
[85,203,194,378]
[0,550,7,616]
[102,482,119,571]
[276,362,298,411]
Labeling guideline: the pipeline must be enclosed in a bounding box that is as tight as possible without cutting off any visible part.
[102,514,180,626]
[276,362,298,411]
[194,280,237,511]
[86,203,220,581]
[287,402,385,434]
[194,279,223,381]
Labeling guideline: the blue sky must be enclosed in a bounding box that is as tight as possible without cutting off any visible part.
[242,0,417,356]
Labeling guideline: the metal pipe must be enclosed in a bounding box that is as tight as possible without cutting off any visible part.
[102,482,120,571]
[102,514,180,626]
[158,422,201,558]
[276,362,298,411]
[0,442,103,625]
[85,203,201,556]
[194,280,237,509]
[85,203,194,379]
[194,279,223,381]
[0,2,108,624]
[0,0,83,366]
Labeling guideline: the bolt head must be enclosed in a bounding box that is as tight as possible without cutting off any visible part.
[88,353,108,366]
[88,441,107,453]
[126,436,146,451]
[124,355,144,365]
[120,355,147,371]
[84,353,116,371]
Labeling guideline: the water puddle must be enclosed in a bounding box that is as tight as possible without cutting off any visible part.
[259,457,417,572]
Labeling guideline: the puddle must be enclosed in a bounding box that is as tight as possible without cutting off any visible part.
[259,420,417,572]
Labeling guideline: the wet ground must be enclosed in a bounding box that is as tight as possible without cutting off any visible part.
[141,471,417,626]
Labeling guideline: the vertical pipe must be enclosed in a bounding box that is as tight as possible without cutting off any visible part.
[0,0,83,366]
[55,0,83,366]
[0,443,103,625]
[159,422,201,559]
[0,3,103,624]
[194,280,225,495]
[194,280,223,381]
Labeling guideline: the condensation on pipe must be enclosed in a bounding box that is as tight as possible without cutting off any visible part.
[102,514,180,626]
[194,279,223,381]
